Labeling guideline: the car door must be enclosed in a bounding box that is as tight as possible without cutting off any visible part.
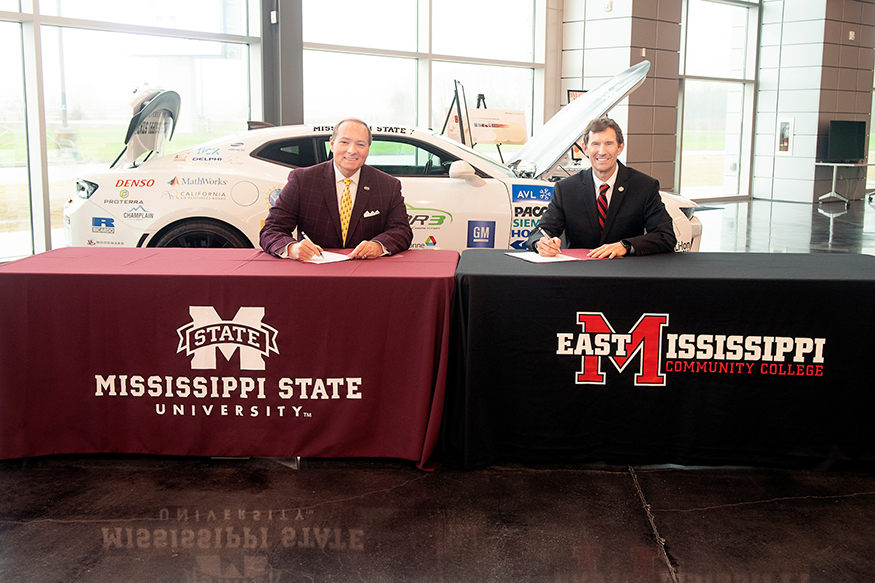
[345,135,512,250]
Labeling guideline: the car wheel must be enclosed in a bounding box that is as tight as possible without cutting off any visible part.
[149,220,252,248]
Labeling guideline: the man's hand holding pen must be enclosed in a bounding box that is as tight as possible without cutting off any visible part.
[536,235,562,257]
[289,231,323,261]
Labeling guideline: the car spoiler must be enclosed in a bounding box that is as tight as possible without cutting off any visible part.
[111,89,181,168]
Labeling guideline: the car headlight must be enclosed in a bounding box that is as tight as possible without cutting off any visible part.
[76,179,98,199]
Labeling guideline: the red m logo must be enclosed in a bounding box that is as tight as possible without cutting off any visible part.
[561,312,669,386]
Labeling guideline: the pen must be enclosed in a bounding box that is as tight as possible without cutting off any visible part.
[534,226,560,253]
[300,231,323,257]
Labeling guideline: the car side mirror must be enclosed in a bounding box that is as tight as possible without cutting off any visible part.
[449,160,485,186]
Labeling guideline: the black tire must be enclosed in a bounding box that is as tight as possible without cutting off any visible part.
[149,220,252,248]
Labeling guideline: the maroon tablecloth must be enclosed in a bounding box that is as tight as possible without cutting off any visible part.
[0,248,458,469]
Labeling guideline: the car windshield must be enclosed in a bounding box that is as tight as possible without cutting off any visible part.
[427,132,516,178]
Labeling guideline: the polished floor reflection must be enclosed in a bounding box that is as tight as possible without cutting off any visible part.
[697,198,875,255]
[3,456,875,582]
[2,198,875,582]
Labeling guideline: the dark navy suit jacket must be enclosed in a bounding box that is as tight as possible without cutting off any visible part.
[260,160,413,256]
[526,162,676,255]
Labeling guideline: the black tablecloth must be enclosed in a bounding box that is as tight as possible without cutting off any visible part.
[444,249,875,468]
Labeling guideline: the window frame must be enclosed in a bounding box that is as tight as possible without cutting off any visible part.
[677,0,760,202]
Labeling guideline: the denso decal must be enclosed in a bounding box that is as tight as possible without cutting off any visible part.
[115,179,156,188]
[512,184,553,203]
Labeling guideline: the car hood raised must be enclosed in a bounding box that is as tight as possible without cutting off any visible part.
[507,60,650,180]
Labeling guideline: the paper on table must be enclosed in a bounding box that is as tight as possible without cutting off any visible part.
[505,251,581,263]
[305,250,350,264]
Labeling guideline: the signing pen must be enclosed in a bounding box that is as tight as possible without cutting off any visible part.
[300,231,323,257]
[534,226,560,253]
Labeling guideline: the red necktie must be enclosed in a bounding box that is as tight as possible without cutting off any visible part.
[597,183,609,235]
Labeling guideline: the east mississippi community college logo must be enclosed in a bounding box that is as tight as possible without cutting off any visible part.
[557,312,827,387]
[176,307,279,370]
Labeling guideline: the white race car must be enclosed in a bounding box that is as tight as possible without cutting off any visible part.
[65,62,701,253]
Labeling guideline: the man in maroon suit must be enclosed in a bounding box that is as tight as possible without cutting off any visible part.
[259,118,413,261]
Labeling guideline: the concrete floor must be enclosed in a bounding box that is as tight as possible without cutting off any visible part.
[2,198,874,582]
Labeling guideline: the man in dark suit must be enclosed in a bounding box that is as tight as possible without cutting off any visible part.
[526,117,676,259]
[260,118,413,261]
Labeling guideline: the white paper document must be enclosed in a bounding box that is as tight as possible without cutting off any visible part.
[505,251,581,263]
[305,251,351,264]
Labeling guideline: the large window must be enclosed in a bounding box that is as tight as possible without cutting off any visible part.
[0,21,28,260]
[869,93,875,191]
[302,0,416,52]
[303,51,417,126]
[40,27,251,240]
[431,61,534,160]
[301,0,543,157]
[680,80,744,197]
[41,0,251,35]
[432,0,536,62]
[1,2,259,258]
[679,0,758,200]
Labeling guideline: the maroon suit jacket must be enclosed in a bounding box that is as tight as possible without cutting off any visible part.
[259,160,413,256]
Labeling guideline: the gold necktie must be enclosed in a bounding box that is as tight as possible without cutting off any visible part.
[339,178,352,245]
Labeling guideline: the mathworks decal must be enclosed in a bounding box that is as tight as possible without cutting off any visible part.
[556,312,826,387]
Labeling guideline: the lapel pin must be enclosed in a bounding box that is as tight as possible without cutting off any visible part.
[618,186,624,192]
[363,186,370,191]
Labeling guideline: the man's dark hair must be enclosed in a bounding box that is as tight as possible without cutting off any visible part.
[582,117,624,146]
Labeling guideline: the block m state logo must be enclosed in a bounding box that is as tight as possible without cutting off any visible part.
[556,312,669,386]
[176,306,279,370]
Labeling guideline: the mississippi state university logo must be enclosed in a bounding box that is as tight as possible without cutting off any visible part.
[176,307,279,370]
